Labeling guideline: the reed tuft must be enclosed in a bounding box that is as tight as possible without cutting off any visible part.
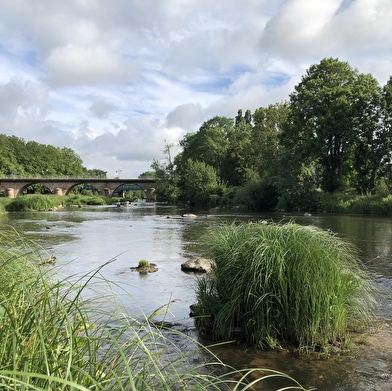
[195,221,376,351]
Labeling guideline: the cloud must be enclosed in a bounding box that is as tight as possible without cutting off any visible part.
[43,44,141,87]
[0,0,391,177]
[166,103,203,130]
[89,99,116,119]
[0,79,50,119]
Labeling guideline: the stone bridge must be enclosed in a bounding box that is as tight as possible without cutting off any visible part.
[0,178,157,200]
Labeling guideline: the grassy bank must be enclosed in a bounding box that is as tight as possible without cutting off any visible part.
[0,229,312,390]
[195,222,375,351]
[2,194,112,211]
[317,192,392,214]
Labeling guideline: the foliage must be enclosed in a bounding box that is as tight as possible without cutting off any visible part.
[0,198,12,212]
[281,58,386,193]
[179,159,219,205]
[250,102,290,176]
[138,171,156,179]
[235,179,279,210]
[5,195,64,211]
[195,222,375,351]
[0,230,313,390]
[150,141,179,203]
[317,192,392,215]
[85,168,107,178]
[0,134,103,178]
[178,116,234,186]
[4,195,110,211]
[64,194,108,207]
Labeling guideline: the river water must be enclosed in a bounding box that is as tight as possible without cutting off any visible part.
[1,202,392,390]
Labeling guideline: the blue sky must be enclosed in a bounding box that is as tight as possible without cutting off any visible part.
[0,0,391,177]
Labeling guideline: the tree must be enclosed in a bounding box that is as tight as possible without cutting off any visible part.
[282,58,384,193]
[381,76,392,186]
[150,140,179,202]
[180,159,218,205]
[179,116,234,185]
[251,102,289,177]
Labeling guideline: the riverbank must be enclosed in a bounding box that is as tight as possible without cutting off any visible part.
[3,190,392,216]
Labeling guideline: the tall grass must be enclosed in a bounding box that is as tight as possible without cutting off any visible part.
[195,222,375,351]
[317,192,392,214]
[0,229,313,390]
[5,194,64,211]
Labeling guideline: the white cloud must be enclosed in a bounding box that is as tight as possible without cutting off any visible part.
[43,44,140,87]
[0,0,391,177]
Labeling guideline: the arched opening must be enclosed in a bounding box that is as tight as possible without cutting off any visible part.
[113,184,146,201]
[21,183,52,195]
[68,183,100,196]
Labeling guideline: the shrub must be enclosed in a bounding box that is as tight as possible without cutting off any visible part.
[195,222,375,350]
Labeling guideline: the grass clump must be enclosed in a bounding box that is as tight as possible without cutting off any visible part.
[5,194,64,211]
[195,222,375,351]
[0,228,313,390]
[138,259,150,268]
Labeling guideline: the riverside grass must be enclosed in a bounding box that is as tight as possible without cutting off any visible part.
[195,222,375,351]
[0,229,312,391]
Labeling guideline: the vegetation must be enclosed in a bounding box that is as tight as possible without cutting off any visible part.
[0,229,313,390]
[5,195,65,211]
[194,222,375,351]
[150,58,392,212]
[3,194,114,211]
[0,134,106,178]
[138,259,150,267]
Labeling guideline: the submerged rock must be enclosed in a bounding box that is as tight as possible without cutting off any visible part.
[38,254,56,266]
[130,263,158,274]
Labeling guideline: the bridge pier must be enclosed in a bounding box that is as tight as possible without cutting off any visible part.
[54,187,63,196]
[102,188,112,197]
[146,187,156,201]
[5,188,16,198]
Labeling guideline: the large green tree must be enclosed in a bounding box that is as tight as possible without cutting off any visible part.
[178,116,233,185]
[282,58,385,193]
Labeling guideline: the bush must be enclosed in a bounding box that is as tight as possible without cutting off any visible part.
[195,222,375,350]
[235,180,279,210]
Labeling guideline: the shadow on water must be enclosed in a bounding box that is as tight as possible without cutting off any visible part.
[2,204,392,390]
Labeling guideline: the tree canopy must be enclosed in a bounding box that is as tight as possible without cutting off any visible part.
[0,134,105,178]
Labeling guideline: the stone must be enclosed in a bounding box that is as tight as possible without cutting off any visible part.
[181,257,215,273]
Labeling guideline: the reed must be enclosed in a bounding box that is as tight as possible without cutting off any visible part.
[0,229,313,390]
[5,194,64,211]
[195,222,375,350]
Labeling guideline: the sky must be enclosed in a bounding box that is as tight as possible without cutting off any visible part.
[0,0,392,178]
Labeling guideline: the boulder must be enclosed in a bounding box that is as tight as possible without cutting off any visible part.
[181,257,215,273]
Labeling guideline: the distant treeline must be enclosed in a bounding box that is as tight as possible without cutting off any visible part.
[151,58,392,211]
[0,134,106,178]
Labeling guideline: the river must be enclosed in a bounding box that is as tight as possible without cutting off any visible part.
[1,202,392,390]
